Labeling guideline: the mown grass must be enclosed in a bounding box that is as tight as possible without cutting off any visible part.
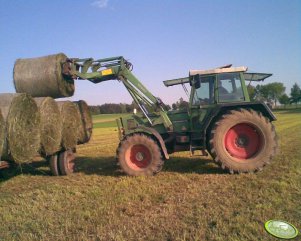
[0,110,300,241]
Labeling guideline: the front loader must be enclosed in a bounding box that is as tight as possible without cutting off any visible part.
[61,56,278,175]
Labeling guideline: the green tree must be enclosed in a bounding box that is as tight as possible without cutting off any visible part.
[290,83,301,105]
[177,97,189,110]
[172,103,177,110]
[120,103,127,113]
[164,104,171,111]
[256,82,285,106]
[279,94,290,107]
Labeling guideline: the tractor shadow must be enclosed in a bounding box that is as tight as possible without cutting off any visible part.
[74,155,227,176]
[1,155,226,181]
[74,156,120,176]
[163,156,227,175]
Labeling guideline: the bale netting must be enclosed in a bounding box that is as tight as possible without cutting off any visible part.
[34,97,62,156]
[57,101,81,150]
[0,93,40,163]
[74,100,93,144]
[13,53,75,98]
[0,110,5,158]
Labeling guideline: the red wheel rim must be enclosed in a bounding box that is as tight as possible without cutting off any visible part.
[224,123,262,159]
[126,144,151,170]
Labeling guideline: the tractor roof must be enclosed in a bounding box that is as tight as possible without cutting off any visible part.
[189,66,247,76]
[163,64,272,87]
[164,64,247,87]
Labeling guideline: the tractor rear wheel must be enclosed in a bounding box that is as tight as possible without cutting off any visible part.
[117,134,163,176]
[210,109,278,173]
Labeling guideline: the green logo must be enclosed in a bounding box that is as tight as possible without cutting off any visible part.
[265,220,299,239]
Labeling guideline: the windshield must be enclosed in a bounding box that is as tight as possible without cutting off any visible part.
[192,75,215,105]
[217,73,244,102]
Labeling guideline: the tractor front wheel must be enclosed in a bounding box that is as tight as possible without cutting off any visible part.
[117,134,163,176]
[210,109,278,173]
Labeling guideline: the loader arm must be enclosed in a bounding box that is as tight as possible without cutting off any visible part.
[62,56,173,131]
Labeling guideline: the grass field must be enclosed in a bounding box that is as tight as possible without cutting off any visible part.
[0,110,300,241]
[92,114,129,128]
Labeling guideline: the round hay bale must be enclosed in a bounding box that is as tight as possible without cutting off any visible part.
[0,110,5,158]
[74,100,93,144]
[13,53,75,98]
[35,97,62,156]
[0,93,40,163]
[57,101,81,150]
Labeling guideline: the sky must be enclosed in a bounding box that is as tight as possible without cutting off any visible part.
[0,0,300,105]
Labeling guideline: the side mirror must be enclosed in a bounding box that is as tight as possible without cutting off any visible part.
[189,74,201,89]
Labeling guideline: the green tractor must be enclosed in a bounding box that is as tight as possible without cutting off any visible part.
[63,56,278,175]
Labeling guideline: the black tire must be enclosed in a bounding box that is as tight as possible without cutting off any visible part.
[210,109,278,173]
[48,154,60,176]
[58,150,76,175]
[117,134,163,176]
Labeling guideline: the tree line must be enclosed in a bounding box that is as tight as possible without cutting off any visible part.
[89,82,301,114]
[89,102,138,115]
[247,82,301,107]
[88,98,190,115]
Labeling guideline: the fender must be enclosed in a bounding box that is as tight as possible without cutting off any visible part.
[134,126,169,160]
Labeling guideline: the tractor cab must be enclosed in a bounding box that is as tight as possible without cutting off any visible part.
[189,66,249,106]
[164,65,272,108]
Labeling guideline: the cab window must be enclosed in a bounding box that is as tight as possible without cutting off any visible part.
[217,73,244,102]
[193,75,215,105]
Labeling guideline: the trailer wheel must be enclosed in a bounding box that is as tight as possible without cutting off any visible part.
[117,134,163,176]
[48,154,60,176]
[58,150,76,175]
[210,109,278,173]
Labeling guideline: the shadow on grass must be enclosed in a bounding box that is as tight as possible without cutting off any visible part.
[74,156,120,176]
[1,155,226,181]
[75,155,226,176]
[164,156,226,174]
[0,159,50,181]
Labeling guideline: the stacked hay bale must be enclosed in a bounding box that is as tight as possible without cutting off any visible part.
[0,53,93,172]
[0,93,40,163]
[34,97,62,156]
[74,100,93,144]
[57,101,81,150]
[13,53,75,98]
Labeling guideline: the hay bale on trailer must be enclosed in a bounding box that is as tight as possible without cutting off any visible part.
[74,100,93,144]
[13,53,74,98]
[0,93,40,163]
[34,97,62,156]
[57,101,81,150]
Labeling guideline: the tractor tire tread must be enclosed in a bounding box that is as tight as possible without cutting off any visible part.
[116,134,163,176]
[209,108,278,174]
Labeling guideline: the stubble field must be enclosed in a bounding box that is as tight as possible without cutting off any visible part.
[0,109,300,241]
